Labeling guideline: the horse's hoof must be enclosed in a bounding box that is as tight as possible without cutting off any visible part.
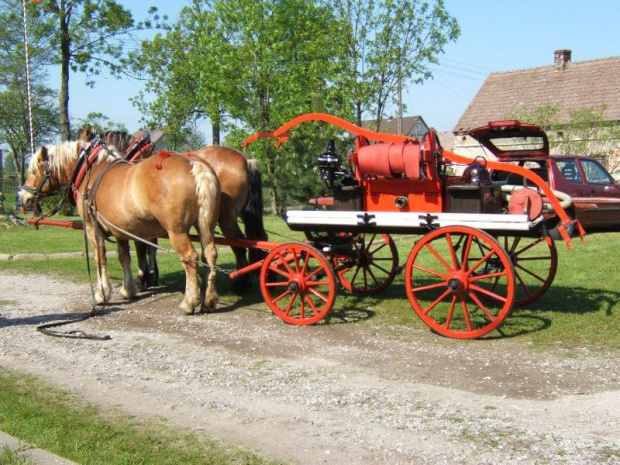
[179,301,200,315]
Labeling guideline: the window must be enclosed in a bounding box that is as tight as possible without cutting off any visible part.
[580,159,613,185]
[556,159,582,183]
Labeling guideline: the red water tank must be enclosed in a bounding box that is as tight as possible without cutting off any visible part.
[355,143,421,180]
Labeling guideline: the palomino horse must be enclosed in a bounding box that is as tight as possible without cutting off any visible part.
[19,141,221,314]
[79,127,268,293]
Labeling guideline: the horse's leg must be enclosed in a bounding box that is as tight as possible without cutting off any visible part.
[85,222,112,305]
[117,239,137,300]
[147,240,159,286]
[168,232,202,314]
[135,240,149,291]
[201,236,219,312]
[219,214,251,294]
[135,241,159,290]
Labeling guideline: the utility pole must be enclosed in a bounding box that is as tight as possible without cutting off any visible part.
[0,149,4,213]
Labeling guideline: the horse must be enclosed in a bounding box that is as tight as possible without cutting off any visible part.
[19,141,221,315]
[78,127,268,293]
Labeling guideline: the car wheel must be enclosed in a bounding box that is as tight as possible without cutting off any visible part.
[548,209,575,240]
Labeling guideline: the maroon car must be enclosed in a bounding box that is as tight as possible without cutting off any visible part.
[467,121,620,235]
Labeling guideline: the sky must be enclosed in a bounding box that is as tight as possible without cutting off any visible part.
[54,0,620,139]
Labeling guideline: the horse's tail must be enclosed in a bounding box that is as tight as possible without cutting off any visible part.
[191,159,221,307]
[242,159,269,264]
[191,160,221,246]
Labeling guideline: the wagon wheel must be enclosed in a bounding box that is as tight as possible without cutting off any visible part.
[465,235,557,306]
[404,226,515,339]
[260,243,337,325]
[329,233,399,295]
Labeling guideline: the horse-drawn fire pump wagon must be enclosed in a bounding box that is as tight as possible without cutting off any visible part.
[241,113,585,338]
[23,113,585,340]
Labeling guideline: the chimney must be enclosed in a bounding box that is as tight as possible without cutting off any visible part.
[554,49,572,70]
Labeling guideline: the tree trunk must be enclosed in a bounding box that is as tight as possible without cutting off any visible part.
[211,120,220,146]
[59,7,71,141]
[264,146,278,215]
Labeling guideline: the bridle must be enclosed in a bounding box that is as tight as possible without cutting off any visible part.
[22,140,102,217]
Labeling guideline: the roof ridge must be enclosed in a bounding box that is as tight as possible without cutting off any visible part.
[490,54,620,76]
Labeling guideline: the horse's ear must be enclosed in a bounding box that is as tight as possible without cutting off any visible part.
[36,146,48,162]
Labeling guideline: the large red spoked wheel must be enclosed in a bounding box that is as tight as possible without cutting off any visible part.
[260,243,337,325]
[466,235,557,306]
[330,233,399,295]
[405,226,515,339]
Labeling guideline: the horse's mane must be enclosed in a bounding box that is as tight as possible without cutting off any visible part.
[79,124,132,153]
[29,140,122,176]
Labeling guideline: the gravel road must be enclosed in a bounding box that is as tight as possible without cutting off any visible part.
[0,271,618,464]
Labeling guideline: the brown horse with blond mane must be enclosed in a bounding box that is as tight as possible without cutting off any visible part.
[79,126,268,293]
[19,141,221,314]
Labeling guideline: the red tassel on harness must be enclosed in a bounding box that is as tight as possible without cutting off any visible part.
[155,150,171,170]
[185,151,196,157]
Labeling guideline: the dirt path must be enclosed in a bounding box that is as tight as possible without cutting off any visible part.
[1,271,618,464]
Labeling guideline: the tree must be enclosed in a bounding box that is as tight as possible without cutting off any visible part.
[330,0,460,128]
[0,0,59,185]
[212,0,348,213]
[32,0,162,141]
[130,1,224,146]
[76,111,128,133]
[131,0,346,213]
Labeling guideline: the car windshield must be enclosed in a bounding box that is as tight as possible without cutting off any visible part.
[487,136,546,152]
[580,158,613,185]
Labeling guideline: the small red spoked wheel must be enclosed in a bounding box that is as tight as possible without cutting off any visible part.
[260,243,337,325]
[405,226,515,339]
[473,235,557,306]
[330,233,399,295]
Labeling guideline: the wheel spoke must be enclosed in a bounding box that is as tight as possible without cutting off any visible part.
[515,263,547,283]
[461,234,474,271]
[445,296,457,329]
[303,294,320,316]
[460,297,473,332]
[468,291,497,322]
[470,270,508,282]
[422,288,453,315]
[425,243,454,272]
[411,281,447,293]
[512,237,543,257]
[308,286,329,303]
[470,283,508,303]
[445,233,460,269]
[272,289,293,304]
[412,263,449,280]
[465,249,497,277]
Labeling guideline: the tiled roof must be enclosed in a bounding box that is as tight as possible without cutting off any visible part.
[362,115,424,135]
[454,55,620,132]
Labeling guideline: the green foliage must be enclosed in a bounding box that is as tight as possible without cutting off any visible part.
[76,112,128,133]
[329,0,460,126]
[509,103,560,130]
[509,103,620,166]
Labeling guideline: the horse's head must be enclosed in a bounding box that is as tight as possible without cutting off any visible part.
[18,141,83,212]
[78,124,96,143]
